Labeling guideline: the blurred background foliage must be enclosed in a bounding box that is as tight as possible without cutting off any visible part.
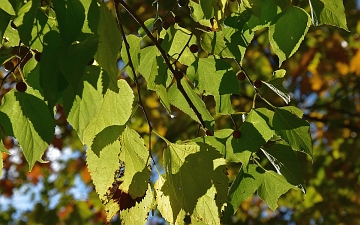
[1,0,360,224]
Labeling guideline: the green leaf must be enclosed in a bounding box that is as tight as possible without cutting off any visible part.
[83,80,134,147]
[269,5,311,65]
[273,106,313,158]
[168,79,214,130]
[59,34,99,88]
[188,0,213,27]
[138,46,166,90]
[0,9,11,44]
[23,57,43,94]
[242,0,262,18]
[28,10,56,51]
[155,84,171,113]
[201,9,254,63]
[155,142,227,224]
[200,31,234,58]
[0,0,15,15]
[263,69,290,104]
[86,140,121,205]
[13,0,40,46]
[161,25,197,66]
[214,94,234,115]
[247,0,279,31]
[94,3,121,93]
[63,66,106,142]
[222,6,254,63]
[232,109,275,165]
[118,127,150,198]
[187,56,239,96]
[0,89,54,170]
[79,0,99,33]
[269,0,289,10]
[258,170,296,210]
[120,185,154,224]
[52,0,85,45]
[262,141,305,193]
[121,34,141,81]
[40,31,68,109]
[138,18,155,36]
[187,56,239,114]
[226,164,264,217]
[309,0,348,31]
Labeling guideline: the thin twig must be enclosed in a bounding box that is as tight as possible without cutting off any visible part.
[113,0,154,156]
[117,0,207,129]
[1,47,31,89]
[234,58,274,107]
[172,32,194,65]
[230,114,238,129]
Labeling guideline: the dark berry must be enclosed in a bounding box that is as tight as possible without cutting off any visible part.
[189,44,198,53]
[35,52,42,62]
[174,15,182,23]
[178,0,187,7]
[10,21,17,30]
[237,72,245,81]
[233,129,242,139]
[254,80,262,88]
[16,82,27,92]
[162,21,170,30]
[205,130,213,136]
[174,71,183,80]
[3,61,14,71]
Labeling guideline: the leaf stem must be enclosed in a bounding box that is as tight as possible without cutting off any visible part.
[117,0,207,129]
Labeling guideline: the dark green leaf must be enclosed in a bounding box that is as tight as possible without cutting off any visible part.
[226,164,264,217]
[52,0,85,45]
[273,106,313,158]
[262,140,305,193]
[269,5,311,65]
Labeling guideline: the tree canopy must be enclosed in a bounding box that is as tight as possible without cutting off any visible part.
[0,0,358,224]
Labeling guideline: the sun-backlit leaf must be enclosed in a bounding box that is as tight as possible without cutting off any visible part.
[86,140,121,206]
[168,79,214,130]
[121,34,141,81]
[232,109,275,165]
[161,25,197,66]
[94,3,121,92]
[120,185,154,224]
[0,89,54,170]
[156,142,227,224]
[118,127,150,198]
[83,80,134,148]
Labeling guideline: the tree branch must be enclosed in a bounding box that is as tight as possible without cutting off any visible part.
[117,0,207,129]
[113,0,154,155]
